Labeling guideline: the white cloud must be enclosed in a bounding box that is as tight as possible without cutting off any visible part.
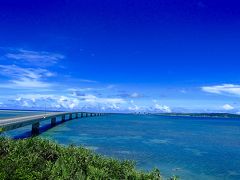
[180,89,186,93]
[5,49,64,67]
[128,102,171,113]
[80,94,125,104]
[15,94,54,101]
[68,88,94,92]
[130,92,141,98]
[154,104,172,113]
[0,65,54,78]
[10,78,51,88]
[68,85,115,94]
[12,94,80,110]
[78,79,98,83]
[202,84,240,96]
[57,96,80,109]
[117,92,143,98]
[222,104,234,111]
[0,65,54,88]
[106,85,115,89]
[8,93,126,111]
[128,106,140,111]
[128,100,141,111]
[71,94,125,111]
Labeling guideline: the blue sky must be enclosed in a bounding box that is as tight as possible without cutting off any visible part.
[0,0,240,113]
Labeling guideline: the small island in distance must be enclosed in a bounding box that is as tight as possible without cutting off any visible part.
[132,112,240,119]
[156,113,240,118]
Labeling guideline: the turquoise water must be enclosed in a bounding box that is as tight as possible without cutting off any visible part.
[1,111,240,180]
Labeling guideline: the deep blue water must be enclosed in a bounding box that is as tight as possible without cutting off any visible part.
[1,111,240,180]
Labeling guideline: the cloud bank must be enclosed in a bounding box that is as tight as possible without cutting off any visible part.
[222,104,234,111]
[0,65,54,88]
[5,49,64,67]
[202,84,240,96]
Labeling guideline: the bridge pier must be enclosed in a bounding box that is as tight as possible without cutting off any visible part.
[51,117,56,127]
[62,115,66,122]
[86,113,88,117]
[81,113,83,118]
[32,122,40,135]
[69,113,73,120]
[76,113,79,118]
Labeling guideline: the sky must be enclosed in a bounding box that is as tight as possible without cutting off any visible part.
[0,0,240,113]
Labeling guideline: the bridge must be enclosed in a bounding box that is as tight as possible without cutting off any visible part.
[0,112,104,135]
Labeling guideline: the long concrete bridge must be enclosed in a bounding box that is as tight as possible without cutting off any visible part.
[0,112,104,135]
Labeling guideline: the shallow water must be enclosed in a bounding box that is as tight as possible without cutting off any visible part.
[1,112,240,180]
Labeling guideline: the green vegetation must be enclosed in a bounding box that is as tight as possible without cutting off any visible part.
[0,127,4,133]
[0,137,177,180]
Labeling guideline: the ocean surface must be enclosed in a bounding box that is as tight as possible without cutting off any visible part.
[1,111,240,180]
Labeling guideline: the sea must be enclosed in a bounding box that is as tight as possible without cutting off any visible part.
[1,110,240,180]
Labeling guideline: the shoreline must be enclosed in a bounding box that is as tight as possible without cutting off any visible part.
[0,137,178,180]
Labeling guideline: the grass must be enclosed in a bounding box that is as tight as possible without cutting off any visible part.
[0,127,4,133]
[0,137,178,180]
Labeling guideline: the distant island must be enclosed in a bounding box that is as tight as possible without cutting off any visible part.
[156,113,240,118]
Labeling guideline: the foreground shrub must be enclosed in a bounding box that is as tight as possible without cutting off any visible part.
[0,137,176,179]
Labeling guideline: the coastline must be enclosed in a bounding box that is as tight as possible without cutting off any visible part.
[0,137,178,180]
[1,111,240,179]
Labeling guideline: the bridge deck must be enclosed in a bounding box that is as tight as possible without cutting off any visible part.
[0,112,102,133]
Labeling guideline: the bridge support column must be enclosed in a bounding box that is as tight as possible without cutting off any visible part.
[32,122,40,135]
[69,113,73,120]
[51,117,56,127]
[86,113,88,117]
[81,113,83,118]
[76,113,78,118]
[62,115,65,122]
